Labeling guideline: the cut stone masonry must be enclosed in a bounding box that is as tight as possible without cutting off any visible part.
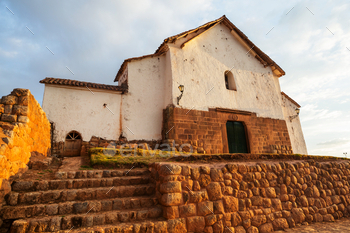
[0,89,50,203]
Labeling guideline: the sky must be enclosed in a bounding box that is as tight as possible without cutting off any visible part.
[0,0,349,157]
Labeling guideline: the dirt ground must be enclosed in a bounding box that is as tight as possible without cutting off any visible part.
[17,155,90,181]
[58,155,91,171]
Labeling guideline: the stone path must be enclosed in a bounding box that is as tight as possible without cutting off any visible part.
[275,218,350,233]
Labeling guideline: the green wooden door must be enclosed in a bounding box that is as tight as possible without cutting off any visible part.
[226,121,248,153]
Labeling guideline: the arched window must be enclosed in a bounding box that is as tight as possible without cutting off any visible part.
[65,131,82,140]
[224,70,237,91]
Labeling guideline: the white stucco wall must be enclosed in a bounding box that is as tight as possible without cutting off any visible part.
[121,53,172,140]
[42,85,122,142]
[168,23,284,120]
[281,95,308,155]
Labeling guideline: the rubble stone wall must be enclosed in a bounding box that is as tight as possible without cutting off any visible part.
[150,160,350,233]
[0,89,51,191]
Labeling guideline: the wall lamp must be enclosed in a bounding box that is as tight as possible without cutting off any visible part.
[177,85,184,105]
[289,108,300,122]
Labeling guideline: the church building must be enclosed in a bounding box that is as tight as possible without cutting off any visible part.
[40,15,308,156]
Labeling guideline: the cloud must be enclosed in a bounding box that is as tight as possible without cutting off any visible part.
[317,138,350,146]
[0,0,349,157]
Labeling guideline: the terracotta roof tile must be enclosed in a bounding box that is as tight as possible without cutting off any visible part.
[40,77,127,92]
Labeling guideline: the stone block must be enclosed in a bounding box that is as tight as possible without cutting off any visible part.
[7,192,19,206]
[210,168,223,182]
[4,105,12,114]
[1,95,18,105]
[199,174,211,187]
[160,181,182,193]
[49,217,61,232]
[206,182,222,201]
[17,116,29,123]
[160,193,182,206]
[182,165,191,176]
[18,96,29,106]
[265,187,276,198]
[179,204,196,217]
[187,216,205,233]
[159,164,182,176]
[167,218,186,233]
[272,218,288,230]
[198,201,214,216]
[11,219,29,233]
[205,214,217,226]
[223,196,238,213]
[154,221,168,233]
[271,198,282,211]
[12,105,28,116]
[323,214,334,222]
[12,181,34,192]
[55,172,67,179]
[46,204,58,215]
[291,208,305,224]
[163,206,179,219]
[251,215,266,227]
[11,88,29,97]
[190,190,208,203]
[1,114,17,122]
[259,223,274,233]
[251,196,263,206]
[247,226,259,233]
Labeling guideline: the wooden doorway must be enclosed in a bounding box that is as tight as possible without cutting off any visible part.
[64,131,82,157]
[226,121,249,153]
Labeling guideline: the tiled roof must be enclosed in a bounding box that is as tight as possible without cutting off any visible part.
[115,15,285,81]
[281,92,301,108]
[40,78,127,92]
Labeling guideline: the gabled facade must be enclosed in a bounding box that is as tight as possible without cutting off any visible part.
[41,15,308,156]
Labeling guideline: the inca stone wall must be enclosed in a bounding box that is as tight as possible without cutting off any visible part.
[163,106,293,155]
[0,89,50,193]
[150,160,350,233]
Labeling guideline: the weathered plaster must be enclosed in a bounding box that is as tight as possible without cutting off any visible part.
[282,95,308,155]
[122,53,172,140]
[42,85,121,142]
[169,23,284,120]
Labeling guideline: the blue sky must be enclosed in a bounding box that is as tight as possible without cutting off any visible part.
[0,0,349,156]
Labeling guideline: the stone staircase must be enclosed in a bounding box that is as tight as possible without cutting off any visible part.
[1,168,166,232]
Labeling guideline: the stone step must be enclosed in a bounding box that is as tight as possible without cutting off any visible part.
[11,176,150,193]
[11,219,168,233]
[55,168,150,179]
[9,206,163,232]
[6,184,155,206]
[1,196,158,220]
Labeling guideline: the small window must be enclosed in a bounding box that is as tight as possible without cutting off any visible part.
[65,131,82,140]
[224,71,237,91]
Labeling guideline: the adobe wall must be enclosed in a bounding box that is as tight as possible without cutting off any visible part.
[122,53,171,141]
[150,160,350,233]
[42,85,122,142]
[163,106,292,154]
[168,23,284,120]
[0,89,50,192]
[281,95,308,155]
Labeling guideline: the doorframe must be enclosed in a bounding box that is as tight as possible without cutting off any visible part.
[225,120,250,153]
[64,130,83,157]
